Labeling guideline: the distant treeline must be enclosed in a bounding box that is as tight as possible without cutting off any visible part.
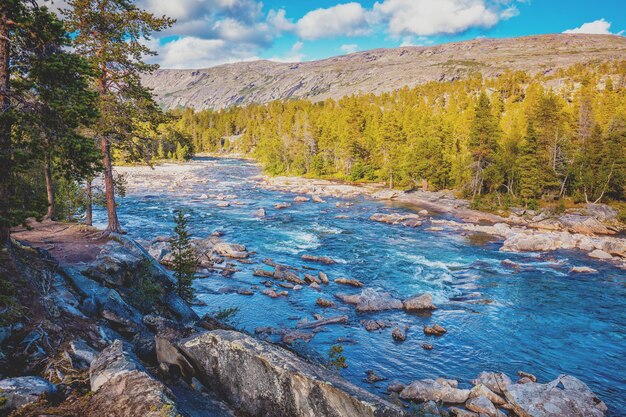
[173,62,626,209]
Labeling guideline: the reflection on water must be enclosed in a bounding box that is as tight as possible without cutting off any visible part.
[95,158,626,414]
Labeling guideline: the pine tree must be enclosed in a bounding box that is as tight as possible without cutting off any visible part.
[170,209,198,302]
[518,122,542,207]
[64,0,173,233]
[468,92,500,197]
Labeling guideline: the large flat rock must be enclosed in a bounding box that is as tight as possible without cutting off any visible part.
[178,330,407,417]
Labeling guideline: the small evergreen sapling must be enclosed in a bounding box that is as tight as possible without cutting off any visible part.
[170,210,198,302]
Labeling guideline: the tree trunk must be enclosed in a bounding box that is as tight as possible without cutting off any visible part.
[44,152,55,220]
[0,8,12,246]
[101,136,122,232]
[85,177,93,226]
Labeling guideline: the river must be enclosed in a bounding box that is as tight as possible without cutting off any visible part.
[94,157,626,414]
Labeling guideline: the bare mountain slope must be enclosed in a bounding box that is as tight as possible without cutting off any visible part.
[142,34,626,110]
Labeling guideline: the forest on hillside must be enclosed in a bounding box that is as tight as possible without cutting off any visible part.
[168,62,626,212]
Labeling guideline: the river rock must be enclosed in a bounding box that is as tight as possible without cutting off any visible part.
[318,271,330,284]
[423,324,446,336]
[261,289,288,298]
[275,202,291,209]
[311,195,326,203]
[253,269,274,278]
[465,395,497,416]
[294,196,311,202]
[470,372,512,395]
[400,379,470,403]
[569,266,599,274]
[334,278,364,287]
[372,190,401,200]
[448,407,479,417]
[391,327,406,341]
[213,242,248,259]
[304,273,321,284]
[469,384,505,406]
[316,298,335,308]
[402,293,437,311]
[558,214,612,235]
[254,208,266,217]
[501,234,560,252]
[178,330,406,417]
[387,380,405,393]
[504,374,607,417]
[0,376,57,414]
[301,254,337,264]
[365,370,387,383]
[588,249,612,259]
[362,320,391,332]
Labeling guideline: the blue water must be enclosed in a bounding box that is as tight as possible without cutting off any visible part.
[95,157,626,414]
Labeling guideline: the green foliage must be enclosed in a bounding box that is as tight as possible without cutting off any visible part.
[170,210,198,302]
[173,62,626,208]
[327,344,348,371]
[211,306,240,326]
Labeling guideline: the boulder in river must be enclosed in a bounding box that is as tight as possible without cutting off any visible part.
[213,242,248,259]
[470,372,512,395]
[335,289,402,312]
[275,202,292,209]
[362,320,391,332]
[334,278,364,287]
[465,395,497,416]
[316,298,335,308]
[400,379,470,403]
[589,249,613,260]
[423,324,447,336]
[402,293,437,311]
[254,208,266,217]
[391,327,406,342]
[318,271,330,284]
[301,254,337,264]
[504,374,607,417]
[293,196,310,203]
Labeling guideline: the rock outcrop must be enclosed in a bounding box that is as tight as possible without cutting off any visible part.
[178,330,407,417]
[89,341,179,417]
[0,376,57,414]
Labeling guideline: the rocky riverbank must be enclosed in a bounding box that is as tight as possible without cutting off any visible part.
[261,175,626,267]
[1,221,612,417]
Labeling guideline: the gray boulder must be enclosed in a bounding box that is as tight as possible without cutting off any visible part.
[88,340,178,416]
[465,395,497,416]
[403,293,437,311]
[584,204,618,222]
[178,330,406,417]
[504,374,607,417]
[399,379,470,404]
[337,288,403,312]
[0,376,57,413]
[470,372,512,395]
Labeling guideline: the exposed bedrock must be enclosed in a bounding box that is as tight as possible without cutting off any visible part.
[177,330,407,417]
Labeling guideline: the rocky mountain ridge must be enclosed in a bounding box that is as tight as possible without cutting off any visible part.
[141,34,626,110]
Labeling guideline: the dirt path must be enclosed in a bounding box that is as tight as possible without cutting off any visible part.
[12,220,110,266]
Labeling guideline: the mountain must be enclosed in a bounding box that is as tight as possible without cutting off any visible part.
[142,34,626,110]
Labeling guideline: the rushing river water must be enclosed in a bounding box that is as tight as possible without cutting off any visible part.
[94,157,626,414]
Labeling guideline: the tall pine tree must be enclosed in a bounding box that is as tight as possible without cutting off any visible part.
[170,209,198,302]
[63,0,173,233]
[518,122,542,207]
[468,92,500,197]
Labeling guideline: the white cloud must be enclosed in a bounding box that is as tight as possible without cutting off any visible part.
[296,3,370,40]
[155,36,260,68]
[372,0,506,37]
[563,18,623,35]
[340,44,359,54]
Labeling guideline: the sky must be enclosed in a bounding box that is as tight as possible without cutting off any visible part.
[81,0,626,69]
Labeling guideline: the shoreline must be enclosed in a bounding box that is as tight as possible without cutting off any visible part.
[260,174,626,268]
[110,158,626,268]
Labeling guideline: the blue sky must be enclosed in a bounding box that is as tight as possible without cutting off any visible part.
[134,0,626,69]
